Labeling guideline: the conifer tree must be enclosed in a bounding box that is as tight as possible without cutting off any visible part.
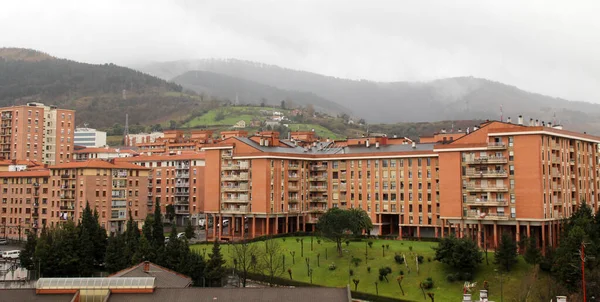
[494,233,518,272]
[204,240,227,287]
[105,233,127,273]
[20,230,37,270]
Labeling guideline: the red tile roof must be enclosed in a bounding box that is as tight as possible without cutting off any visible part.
[116,152,205,162]
[50,160,149,170]
[0,170,50,177]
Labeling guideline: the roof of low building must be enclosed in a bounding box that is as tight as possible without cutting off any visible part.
[107,287,351,302]
[0,289,74,302]
[108,262,192,289]
[51,160,149,170]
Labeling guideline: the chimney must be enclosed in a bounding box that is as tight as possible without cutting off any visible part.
[143,261,150,273]
[260,138,264,146]
[458,128,462,133]
[473,125,479,131]
[542,121,545,127]
[412,142,416,149]
[375,142,380,149]
[441,128,446,133]
[366,140,370,148]
[518,115,523,125]
[535,119,539,126]
[529,118,534,126]
[507,116,512,123]
[548,122,552,127]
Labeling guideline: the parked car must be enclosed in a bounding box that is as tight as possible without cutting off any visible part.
[217,219,230,227]
[0,239,7,245]
[2,250,20,259]
[177,232,186,239]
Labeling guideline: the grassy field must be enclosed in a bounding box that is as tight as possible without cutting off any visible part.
[287,123,340,140]
[191,237,537,302]
[183,107,291,128]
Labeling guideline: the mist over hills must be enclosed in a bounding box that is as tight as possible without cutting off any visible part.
[138,59,600,133]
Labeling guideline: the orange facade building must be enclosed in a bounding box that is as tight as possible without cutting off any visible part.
[201,122,600,251]
[0,102,74,165]
[0,160,149,239]
[116,152,206,226]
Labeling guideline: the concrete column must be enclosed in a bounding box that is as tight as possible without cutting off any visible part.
[212,214,216,240]
[399,225,403,239]
[526,221,531,238]
[285,215,289,233]
[251,216,256,238]
[217,215,222,241]
[302,216,306,232]
[477,223,482,248]
[516,221,521,252]
[274,216,279,235]
[541,222,546,255]
[296,215,300,232]
[548,220,553,247]
[241,217,245,239]
[231,215,236,239]
[266,215,270,236]
[493,222,498,248]
[417,226,421,238]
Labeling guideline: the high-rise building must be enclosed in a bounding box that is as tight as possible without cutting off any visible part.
[0,159,150,239]
[74,127,107,147]
[0,102,75,165]
[116,152,205,226]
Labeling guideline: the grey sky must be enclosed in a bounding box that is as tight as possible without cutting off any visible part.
[1,0,599,103]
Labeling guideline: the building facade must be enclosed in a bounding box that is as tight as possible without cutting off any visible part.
[74,127,107,147]
[0,160,150,239]
[116,152,206,226]
[0,102,74,165]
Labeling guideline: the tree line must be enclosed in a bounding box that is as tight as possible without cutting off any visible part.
[20,201,227,287]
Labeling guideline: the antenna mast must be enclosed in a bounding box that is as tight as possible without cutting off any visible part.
[124,114,129,140]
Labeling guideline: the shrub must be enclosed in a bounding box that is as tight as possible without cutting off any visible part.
[399,270,404,276]
[394,254,405,264]
[367,266,371,273]
[446,274,456,282]
[427,257,432,262]
[417,255,424,263]
[351,257,362,267]
[379,267,392,282]
[349,269,354,276]
[460,272,472,281]
[345,240,350,246]
[422,277,434,289]
[368,241,373,248]
[378,275,384,281]
[386,244,390,250]
[296,238,300,243]
[317,239,321,245]
[328,263,336,271]
[409,246,413,252]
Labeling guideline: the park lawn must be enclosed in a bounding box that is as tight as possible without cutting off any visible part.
[191,237,535,302]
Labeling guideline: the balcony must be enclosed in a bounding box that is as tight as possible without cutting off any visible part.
[551,143,561,150]
[176,164,190,170]
[175,208,189,215]
[288,164,300,170]
[222,163,250,171]
[309,186,328,192]
[60,205,75,211]
[222,198,249,203]
[465,211,510,221]
[148,182,153,188]
[61,174,74,179]
[551,157,561,164]
[112,172,128,178]
[221,151,233,158]
[174,191,190,196]
[487,142,506,149]
[221,174,249,181]
[148,191,153,197]
[465,197,508,207]
[287,175,300,181]
[175,198,189,205]
[221,205,249,213]
[288,199,300,204]
[176,172,190,178]
[465,157,508,164]
[310,165,328,171]
[221,186,248,192]
[466,170,508,178]
[288,186,299,192]
[309,198,327,203]
[465,185,508,192]
[288,207,301,214]
[175,182,190,187]
[309,176,328,182]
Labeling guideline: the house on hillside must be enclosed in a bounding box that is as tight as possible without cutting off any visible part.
[233,120,247,128]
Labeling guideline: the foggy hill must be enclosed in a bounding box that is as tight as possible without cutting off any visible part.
[137,59,600,133]
[172,70,351,115]
[0,48,203,128]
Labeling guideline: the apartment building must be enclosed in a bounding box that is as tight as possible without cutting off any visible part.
[116,152,205,226]
[436,117,600,253]
[134,130,217,154]
[0,102,74,165]
[0,160,150,239]
[202,131,442,241]
[73,146,137,161]
[74,127,107,147]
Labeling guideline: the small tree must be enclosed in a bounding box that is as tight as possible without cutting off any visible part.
[232,243,258,287]
[433,235,483,274]
[165,204,176,222]
[185,219,195,239]
[379,267,392,282]
[396,276,405,295]
[204,240,226,287]
[20,230,37,270]
[494,233,518,272]
[261,239,285,286]
[353,278,360,291]
[523,236,542,266]
[316,208,372,256]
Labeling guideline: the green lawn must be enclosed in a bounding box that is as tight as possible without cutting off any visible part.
[191,237,536,302]
[183,107,291,128]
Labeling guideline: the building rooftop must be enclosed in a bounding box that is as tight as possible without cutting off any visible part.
[108,262,192,289]
[0,289,73,302]
[51,159,149,170]
[108,287,351,302]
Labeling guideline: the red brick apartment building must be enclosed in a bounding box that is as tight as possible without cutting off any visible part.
[0,102,74,165]
[116,152,205,226]
[0,160,149,240]
[202,120,600,251]
[134,130,216,154]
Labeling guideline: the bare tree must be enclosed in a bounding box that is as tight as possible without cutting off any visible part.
[232,243,258,287]
[260,239,285,286]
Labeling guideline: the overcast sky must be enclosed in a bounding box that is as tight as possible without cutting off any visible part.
[1,0,599,103]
